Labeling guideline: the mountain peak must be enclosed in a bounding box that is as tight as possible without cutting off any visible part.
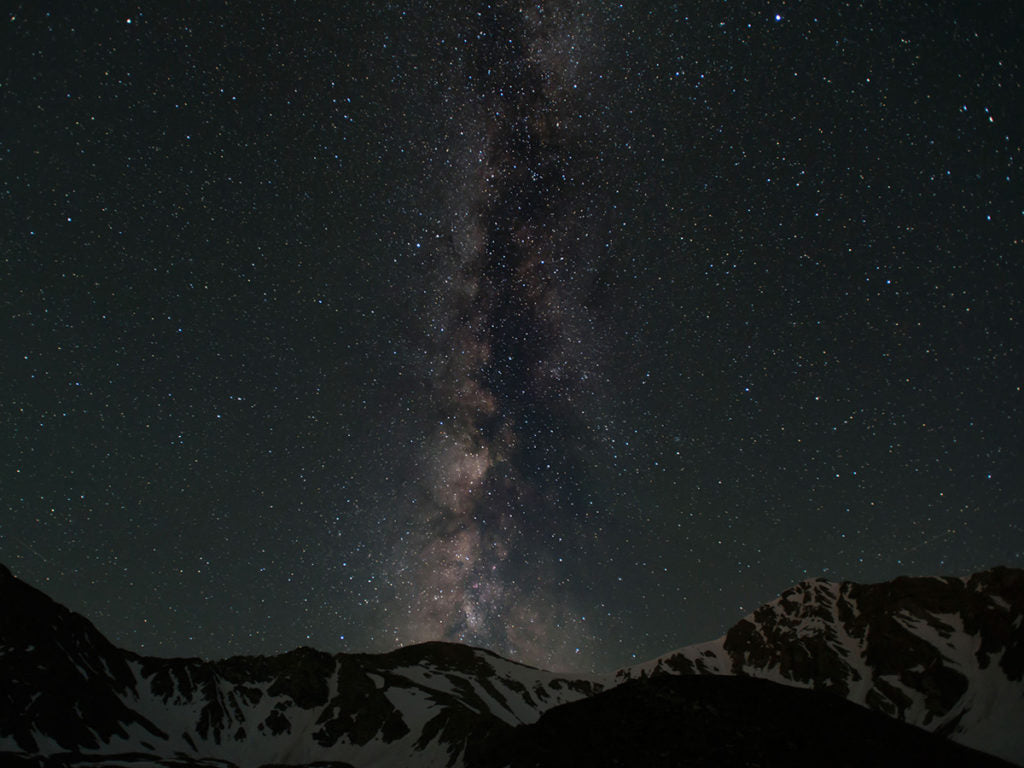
[617,566,1024,764]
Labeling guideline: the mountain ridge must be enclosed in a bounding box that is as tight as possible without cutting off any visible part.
[0,563,600,766]
[2,563,1022,767]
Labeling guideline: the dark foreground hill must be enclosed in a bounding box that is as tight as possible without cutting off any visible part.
[470,673,1016,768]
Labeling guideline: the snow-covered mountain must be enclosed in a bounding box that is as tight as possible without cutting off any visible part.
[2,563,1022,767]
[0,563,599,768]
[617,567,1024,765]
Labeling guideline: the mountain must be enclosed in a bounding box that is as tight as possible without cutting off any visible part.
[616,567,1024,765]
[0,563,599,768]
[2,563,1022,767]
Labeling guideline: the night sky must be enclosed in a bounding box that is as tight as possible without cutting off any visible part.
[3,2,1022,674]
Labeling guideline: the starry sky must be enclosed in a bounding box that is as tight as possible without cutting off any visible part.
[3,2,1022,673]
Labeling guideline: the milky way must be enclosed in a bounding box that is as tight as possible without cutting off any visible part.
[383,2,608,664]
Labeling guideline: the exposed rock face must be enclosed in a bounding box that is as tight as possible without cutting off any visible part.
[3,564,1022,767]
[617,567,1024,764]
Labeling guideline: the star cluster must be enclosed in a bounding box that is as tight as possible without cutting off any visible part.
[2,2,1021,672]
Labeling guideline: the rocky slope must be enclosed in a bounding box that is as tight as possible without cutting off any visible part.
[617,567,1024,765]
[3,563,1022,767]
